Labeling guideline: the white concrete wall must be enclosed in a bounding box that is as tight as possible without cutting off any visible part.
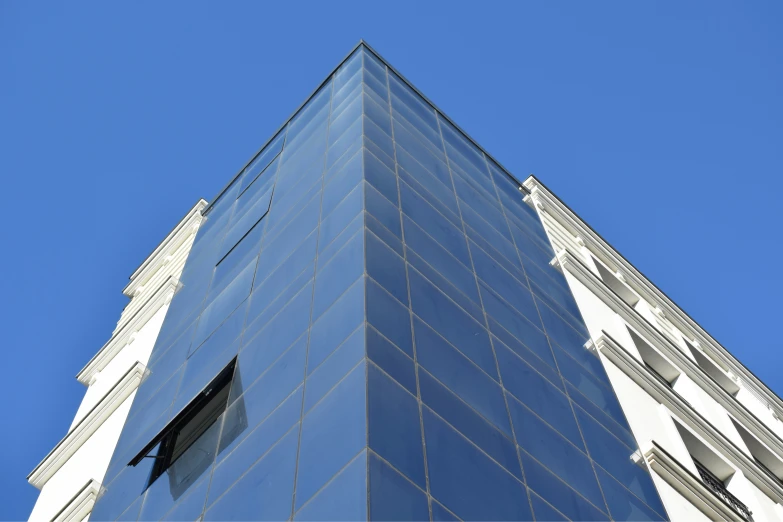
[730,469,781,522]
[28,202,204,522]
[564,271,638,357]
[605,360,693,466]
[70,306,168,430]
[652,475,714,522]
[531,187,783,521]
[29,393,136,521]
[736,386,783,440]
[29,304,168,522]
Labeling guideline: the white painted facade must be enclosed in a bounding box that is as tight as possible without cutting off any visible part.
[27,201,206,522]
[28,175,782,522]
[525,176,783,521]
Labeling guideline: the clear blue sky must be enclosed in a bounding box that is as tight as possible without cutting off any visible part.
[2,1,782,519]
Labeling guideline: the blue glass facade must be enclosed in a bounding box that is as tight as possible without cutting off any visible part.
[91,43,668,521]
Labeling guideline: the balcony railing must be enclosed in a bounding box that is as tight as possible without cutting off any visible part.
[693,459,753,521]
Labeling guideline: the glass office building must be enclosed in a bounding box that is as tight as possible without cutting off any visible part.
[90,43,668,521]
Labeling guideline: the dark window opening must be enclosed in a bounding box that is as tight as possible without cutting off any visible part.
[693,459,753,521]
[644,362,673,389]
[592,257,640,307]
[730,418,783,487]
[674,421,752,520]
[684,339,740,397]
[129,359,237,491]
[627,328,680,387]
[755,457,783,487]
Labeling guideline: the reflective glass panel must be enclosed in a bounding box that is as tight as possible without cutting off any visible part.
[98,44,666,522]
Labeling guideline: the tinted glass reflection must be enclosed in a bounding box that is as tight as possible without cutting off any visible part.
[97,44,665,522]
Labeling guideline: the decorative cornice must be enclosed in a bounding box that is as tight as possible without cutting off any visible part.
[524,176,783,422]
[76,277,178,386]
[124,200,206,297]
[29,362,147,489]
[559,248,783,467]
[643,440,747,521]
[50,479,101,522]
[596,332,783,504]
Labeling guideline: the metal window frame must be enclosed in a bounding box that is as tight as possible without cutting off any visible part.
[693,458,753,521]
[128,358,237,489]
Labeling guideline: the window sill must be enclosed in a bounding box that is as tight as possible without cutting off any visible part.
[595,331,783,505]
[643,440,749,521]
[555,247,783,487]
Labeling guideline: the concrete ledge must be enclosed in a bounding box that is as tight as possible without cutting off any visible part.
[643,440,746,521]
[50,479,101,522]
[76,278,177,386]
[28,362,147,490]
[524,176,783,422]
[595,331,783,504]
[124,199,206,296]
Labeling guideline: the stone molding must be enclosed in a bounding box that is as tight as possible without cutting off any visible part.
[28,362,147,490]
[643,440,747,521]
[50,479,101,522]
[523,176,783,422]
[559,246,783,469]
[76,277,177,386]
[123,199,206,297]
[596,332,783,504]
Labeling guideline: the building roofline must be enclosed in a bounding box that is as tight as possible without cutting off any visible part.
[359,41,527,195]
[125,199,208,291]
[201,41,365,217]
[202,40,527,217]
[524,173,783,417]
[197,41,775,409]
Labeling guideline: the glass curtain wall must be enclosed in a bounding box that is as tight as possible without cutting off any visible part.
[90,44,668,522]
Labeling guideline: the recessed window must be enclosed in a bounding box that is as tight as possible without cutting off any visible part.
[674,421,753,520]
[731,418,783,486]
[684,339,740,396]
[592,257,640,307]
[627,328,680,388]
[129,359,236,490]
